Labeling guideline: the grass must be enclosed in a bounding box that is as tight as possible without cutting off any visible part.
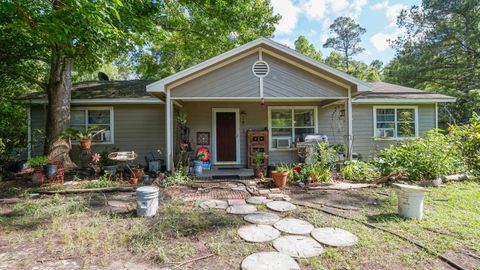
[0,180,479,269]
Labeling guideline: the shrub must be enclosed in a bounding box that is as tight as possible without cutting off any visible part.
[449,113,480,176]
[162,168,191,186]
[374,130,463,181]
[341,160,379,182]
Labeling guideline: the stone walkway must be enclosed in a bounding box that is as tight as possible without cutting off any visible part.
[198,196,359,269]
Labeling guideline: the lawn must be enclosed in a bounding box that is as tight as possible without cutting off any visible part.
[0,180,479,269]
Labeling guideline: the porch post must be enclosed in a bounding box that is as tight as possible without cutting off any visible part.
[166,88,174,171]
[346,89,353,160]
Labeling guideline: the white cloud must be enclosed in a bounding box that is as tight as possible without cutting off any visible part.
[363,49,373,56]
[270,0,301,34]
[371,0,407,27]
[320,34,329,44]
[370,32,396,51]
[302,0,367,21]
[276,38,295,48]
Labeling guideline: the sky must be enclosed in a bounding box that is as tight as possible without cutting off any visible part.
[270,0,421,65]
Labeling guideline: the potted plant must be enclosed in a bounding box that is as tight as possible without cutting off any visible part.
[99,150,118,175]
[252,151,266,178]
[129,176,139,184]
[131,164,145,179]
[27,156,48,184]
[272,163,289,188]
[61,126,106,151]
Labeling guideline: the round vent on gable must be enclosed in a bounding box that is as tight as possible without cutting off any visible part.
[252,61,270,77]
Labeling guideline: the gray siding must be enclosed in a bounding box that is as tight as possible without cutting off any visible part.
[30,106,47,157]
[171,53,260,98]
[262,54,347,98]
[28,105,165,165]
[352,104,436,160]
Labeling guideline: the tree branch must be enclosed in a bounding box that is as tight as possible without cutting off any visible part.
[5,67,47,90]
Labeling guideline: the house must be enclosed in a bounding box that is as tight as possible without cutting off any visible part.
[24,38,455,172]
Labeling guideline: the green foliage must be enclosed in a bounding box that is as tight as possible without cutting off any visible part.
[99,148,119,167]
[384,0,480,124]
[135,1,280,79]
[252,151,266,168]
[61,126,106,141]
[323,17,366,70]
[162,169,191,187]
[294,35,323,62]
[449,113,480,175]
[374,130,463,181]
[81,173,119,189]
[27,156,48,168]
[275,163,290,172]
[341,160,380,182]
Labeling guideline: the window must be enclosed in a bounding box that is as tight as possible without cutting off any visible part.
[268,106,317,149]
[374,106,417,139]
[71,107,113,143]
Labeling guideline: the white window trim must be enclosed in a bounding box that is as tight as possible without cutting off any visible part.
[268,106,318,151]
[71,107,114,145]
[373,106,418,140]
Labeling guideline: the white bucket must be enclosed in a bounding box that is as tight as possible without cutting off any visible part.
[393,183,430,219]
[136,186,160,217]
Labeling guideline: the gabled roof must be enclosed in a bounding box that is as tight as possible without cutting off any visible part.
[146,37,372,93]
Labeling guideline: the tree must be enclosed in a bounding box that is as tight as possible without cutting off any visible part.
[294,35,323,62]
[324,52,382,81]
[384,0,480,124]
[0,0,164,167]
[323,17,366,71]
[135,1,279,79]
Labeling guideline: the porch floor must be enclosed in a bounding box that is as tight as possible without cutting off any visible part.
[193,167,254,180]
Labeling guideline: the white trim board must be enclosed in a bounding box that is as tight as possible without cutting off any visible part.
[147,37,371,93]
[211,108,241,165]
[354,98,456,104]
[373,105,419,140]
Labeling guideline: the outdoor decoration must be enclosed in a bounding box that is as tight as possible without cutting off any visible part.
[108,151,138,181]
[196,132,210,145]
[196,147,211,162]
[272,164,289,188]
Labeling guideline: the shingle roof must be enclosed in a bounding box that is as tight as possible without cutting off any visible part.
[23,80,159,100]
[356,81,455,100]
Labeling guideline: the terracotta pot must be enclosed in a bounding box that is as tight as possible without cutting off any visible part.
[32,169,45,184]
[253,167,265,178]
[80,139,92,150]
[272,171,288,188]
[131,168,144,179]
[129,177,139,184]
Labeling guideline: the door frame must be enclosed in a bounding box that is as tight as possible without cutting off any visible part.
[212,108,241,165]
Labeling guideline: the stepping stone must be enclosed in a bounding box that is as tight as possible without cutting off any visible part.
[246,196,273,205]
[241,252,300,270]
[273,236,324,258]
[273,218,314,235]
[311,227,359,247]
[244,212,281,225]
[198,199,228,210]
[227,204,257,214]
[228,199,246,205]
[266,201,296,212]
[238,224,280,242]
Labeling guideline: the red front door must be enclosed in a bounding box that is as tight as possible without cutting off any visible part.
[216,112,237,162]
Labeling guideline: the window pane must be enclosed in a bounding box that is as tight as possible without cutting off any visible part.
[88,110,110,125]
[376,109,395,121]
[294,109,314,127]
[90,125,111,142]
[71,110,85,125]
[397,122,415,137]
[294,128,315,142]
[271,109,292,128]
[271,127,292,137]
[397,109,414,122]
[70,125,86,134]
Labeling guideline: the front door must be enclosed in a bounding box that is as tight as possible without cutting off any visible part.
[215,112,237,162]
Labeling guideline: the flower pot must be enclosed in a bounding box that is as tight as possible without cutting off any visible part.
[32,169,45,184]
[130,177,139,184]
[44,164,58,177]
[131,168,144,179]
[253,167,265,178]
[103,165,118,175]
[80,139,92,151]
[272,171,288,188]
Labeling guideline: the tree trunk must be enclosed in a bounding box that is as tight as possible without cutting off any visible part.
[44,45,76,170]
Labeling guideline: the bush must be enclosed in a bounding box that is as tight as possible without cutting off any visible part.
[374,130,463,181]
[341,160,379,182]
[162,168,191,186]
[449,113,480,176]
